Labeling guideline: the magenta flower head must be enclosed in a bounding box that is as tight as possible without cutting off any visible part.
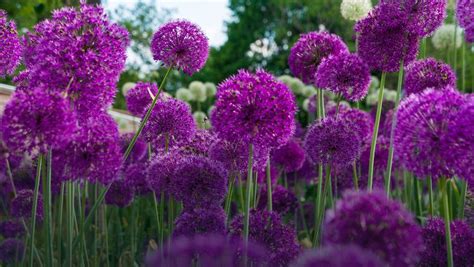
[420,218,474,267]
[151,20,209,75]
[23,2,129,112]
[289,32,348,84]
[1,88,76,154]
[323,190,423,267]
[175,129,217,157]
[0,238,24,264]
[170,156,227,209]
[304,116,363,168]
[456,0,474,42]
[229,209,301,266]
[394,88,465,179]
[257,185,298,215]
[126,82,158,117]
[11,189,43,221]
[271,139,305,173]
[404,58,456,96]
[315,53,371,101]
[211,69,297,149]
[290,244,387,267]
[0,220,25,238]
[174,207,226,237]
[119,133,147,165]
[105,178,135,208]
[145,234,269,267]
[355,2,419,72]
[143,96,196,146]
[147,149,183,195]
[382,0,446,37]
[0,10,22,77]
[124,162,152,196]
[54,113,122,184]
[327,105,374,148]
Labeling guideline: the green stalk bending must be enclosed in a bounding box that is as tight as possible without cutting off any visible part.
[243,144,254,244]
[266,160,272,211]
[441,178,454,267]
[29,155,43,267]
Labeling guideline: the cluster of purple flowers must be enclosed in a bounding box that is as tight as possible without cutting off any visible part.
[0,9,22,77]
[456,0,474,42]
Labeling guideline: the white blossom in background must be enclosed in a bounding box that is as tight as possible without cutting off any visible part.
[204,82,217,97]
[302,98,310,112]
[176,87,194,102]
[340,0,372,21]
[193,111,210,129]
[432,24,463,50]
[303,85,317,98]
[189,81,207,102]
[122,82,137,96]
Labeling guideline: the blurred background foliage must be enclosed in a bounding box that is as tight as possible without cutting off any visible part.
[1,0,473,110]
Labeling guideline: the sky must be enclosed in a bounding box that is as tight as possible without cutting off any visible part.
[105,0,231,47]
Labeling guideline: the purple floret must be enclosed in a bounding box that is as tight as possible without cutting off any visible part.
[126,82,158,117]
[11,189,43,222]
[0,238,24,264]
[257,185,298,215]
[0,9,22,77]
[404,58,456,96]
[271,139,305,173]
[0,220,25,238]
[174,207,226,237]
[105,178,135,208]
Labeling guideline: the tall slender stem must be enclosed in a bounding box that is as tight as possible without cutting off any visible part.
[413,178,422,222]
[5,158,16,196]
[67,181,74,267]
[461,40,466,92]
[459,181,467,219]
[266,160,272,211]
[313,88,325,247]
[352,163,359,191]
[57,183,65,265]
[29,155,43,267]
[428,176,434,217]
[43,150,53,267]
[368,72,386,191]
[225,173,236,223]
[243,144,254,244]
[441,178,454,267]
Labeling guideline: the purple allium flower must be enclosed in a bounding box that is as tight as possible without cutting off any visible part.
[170,156,227,209]
[383,0,447,37]
[105,178,134,208]
[419,218,474,267]
[0,238,24,264]
[290,244,387,267]
[395,88,465,179]
[53,113,122,184]
[147,149,183,195]
[323,190,423,267]
[211,70,297,149]
[304,116,363,168]
[22,3,129,113]
[315,53,371,101]
[404,58,456,96]
[0,220,25,238]
[288,32,349,84]
[126,82,158,117]
[271,139,305,173]
[143,96,196,146]
[10,162,35,192]
[229,209,301,266]
[151,20,209,75]
[209,138,269,174]
[289,159,316,182]
[146,234,269,267]
[0,10,22,77]
[175,129,217,157]
[327,106,374,148]
[119,133,147,165]
[456,0,474,41]
[442,101,474,187]
[355,3,419,72]
[174,207,226,237]
[1,88,76,154]
[124,162,151,196]
[11,189,43,221]
[257,185,298,215]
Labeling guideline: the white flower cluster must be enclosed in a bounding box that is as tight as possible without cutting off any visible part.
[340,0,372,21]
[432,24,463,50]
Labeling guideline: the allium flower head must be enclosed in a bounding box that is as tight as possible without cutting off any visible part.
[456,0,474,42]
[420,218,474,267]
[291,244,386,267]
[0,239,24,264]
[119,133,147,165]
[271,139,305,173]
[0,220,25,238]
[404,58,456,96]
[328,106,374,148]
[147,149,183,195]
[175,129,216,157]
[175,88,194,102]
[151,20,209,75]
[143,96,196,146]
[53,113,122,184]
[174,207,226,237]
[105,178,135,208]
[126,82,158,117]
[11,189,43,221]
[211,70,297,149]
[0,9,22,77]
[395,88,465,179]
[1,88,76,154]
[323,190,423,267]
[229,209,301,266]
[124,161,151,196]
[170,156,227,209]
[355,2,419,72]
[315,53,371,101]
[432,24,463,50]
[257,185,298,215]
[189,81,207,102]
[340,0,372,21]
[205,82,217,97]
[146,234,269,267]
[289,32,348,84]
[23,3,129,112]
[304,116,363,168]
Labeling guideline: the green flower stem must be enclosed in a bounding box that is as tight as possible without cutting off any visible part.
[225,173,236,223]
[421,38,427,58]
[253,171,258,208]
[57,183,65,265]
[266,160,273,211]
[352,163,359,191]
[29,154,43,267]
[103,205,110,267]
[131,201,137,263]
[153,193,162,247]
[244,143,254,245]
[5,159,16,196]
[66,181,74,267]
[428,176,434,217]
[42,150,53,267]
[413,178,423,222]
[440,178,454,267]
[459,180,467,219]
[237,174,245,210]
[368,72,386,191]
[462,40,466,92]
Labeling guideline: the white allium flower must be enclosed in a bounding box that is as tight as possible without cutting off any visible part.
[204,82,217,97]
[189,81,207,102]
[302,98,310,112]
[341,0,372,21]
[369,76,380,92]
[303,85,317,97]
[122,82,136,96]
[193,111,210,129]
[289,78,306,95]
[384,89,397,103]
[432,24,463,50]
[366,89,396,105]
[278,75,293,86]
[176,88,194,102]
